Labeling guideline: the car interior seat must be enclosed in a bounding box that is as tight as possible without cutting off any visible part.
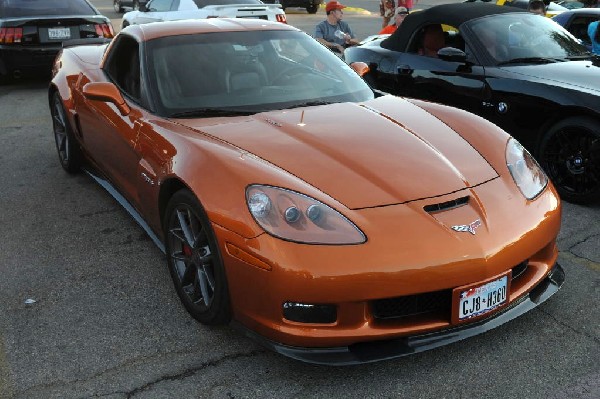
[224,57,268,93]
[419,24,445,57]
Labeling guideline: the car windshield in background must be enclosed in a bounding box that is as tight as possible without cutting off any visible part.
[0,0,97,17]
[147,30,373,117]
[469,13,589,64]
[192,0,264,7]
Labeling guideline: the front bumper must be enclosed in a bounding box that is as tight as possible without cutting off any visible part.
[233,263,564,365]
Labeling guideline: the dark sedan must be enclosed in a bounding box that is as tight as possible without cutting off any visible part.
[0,0,114,82]
[345,3,600,204]
[553,8,600,51]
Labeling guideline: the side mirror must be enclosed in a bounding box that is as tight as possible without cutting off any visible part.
[82,82,130,116]
[349,61,369,77]
[438,47,468,63]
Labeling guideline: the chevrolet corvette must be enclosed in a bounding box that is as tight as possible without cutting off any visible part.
[49,19,564,365]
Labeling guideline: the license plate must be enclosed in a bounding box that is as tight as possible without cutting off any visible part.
[48,28,71,40]
[457,274,508,321]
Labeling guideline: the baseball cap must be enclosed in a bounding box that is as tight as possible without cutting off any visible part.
[395,7,408,16]
[326,1,346,13]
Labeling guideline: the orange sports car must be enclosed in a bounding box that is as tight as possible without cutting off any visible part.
[49,19,564,365]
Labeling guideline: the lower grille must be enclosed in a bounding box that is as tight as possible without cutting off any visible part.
[372,290,451,320]
[372,260,529,321]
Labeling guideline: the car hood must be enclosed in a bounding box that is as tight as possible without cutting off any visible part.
[176,97,499,209]
[499,60,600,94]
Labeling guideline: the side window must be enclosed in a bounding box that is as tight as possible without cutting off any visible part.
[147,0,174,12]
[567,16,595,46]
[104,36,141,101]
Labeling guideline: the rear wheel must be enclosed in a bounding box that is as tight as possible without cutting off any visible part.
[50,92,81,174]
[164,190,231,325]
[538,117,600,204]
[113,0,124,13]
[306,4,319,13]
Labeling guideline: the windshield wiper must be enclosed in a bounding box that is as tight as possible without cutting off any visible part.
[497,57,559,66]
[282,100,336,110]
[169,108,257,118]
[564,55,594,61]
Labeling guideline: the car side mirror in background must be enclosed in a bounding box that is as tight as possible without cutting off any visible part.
[82,82,131,116]
[349,62,369,77]
[438,47,468,63]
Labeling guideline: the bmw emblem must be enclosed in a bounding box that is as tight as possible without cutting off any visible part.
[497,102,508,114]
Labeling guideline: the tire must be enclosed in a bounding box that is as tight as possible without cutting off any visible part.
[50,92,81,174]
[133,0,140,11]
[164,190,231,325]
[122,20,130,29]
[306,4,319,13]
[113,0,124,13]
[538,116,600,204]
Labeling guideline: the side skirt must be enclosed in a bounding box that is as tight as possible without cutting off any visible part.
[84,168,166,254]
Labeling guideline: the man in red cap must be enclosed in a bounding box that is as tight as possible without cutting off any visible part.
[315,1,359,54]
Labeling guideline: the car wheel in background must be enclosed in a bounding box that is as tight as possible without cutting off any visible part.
[113,0,124,13]
[307,4,319,13]
[133,0,140,11]
[539,116,600,204]
[164,190,232,325]
[50,92,81,173]
[122,20,130,29]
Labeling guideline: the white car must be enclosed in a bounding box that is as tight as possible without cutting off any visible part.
[122,0,287,28]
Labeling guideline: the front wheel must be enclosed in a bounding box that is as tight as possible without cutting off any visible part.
[164,190,231,325]
[538,117,600,204]
[50,92,81,173]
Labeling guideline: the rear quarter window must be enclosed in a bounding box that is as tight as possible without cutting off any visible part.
[0,0,97,18]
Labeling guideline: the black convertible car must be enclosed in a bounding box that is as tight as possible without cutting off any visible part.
[345,3,600,203]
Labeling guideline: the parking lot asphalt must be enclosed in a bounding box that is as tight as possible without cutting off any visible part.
[0,1,599,398]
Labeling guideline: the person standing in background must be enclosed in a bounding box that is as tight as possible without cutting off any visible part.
[397,0,417,12]
[379,7,408,34]
[380,0,395,29]
[315,1,359,54]
[588,19,600,54]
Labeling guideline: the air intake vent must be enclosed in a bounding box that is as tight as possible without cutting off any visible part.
[511,260,528,281]
[424,196,469,213]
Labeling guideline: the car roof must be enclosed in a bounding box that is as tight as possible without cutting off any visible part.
[381,3,524,51]
[123,18,298,42]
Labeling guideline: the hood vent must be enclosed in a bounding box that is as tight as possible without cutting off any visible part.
[424,196,469,214]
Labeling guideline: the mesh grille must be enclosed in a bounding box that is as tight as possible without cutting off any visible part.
[372,290,452,320]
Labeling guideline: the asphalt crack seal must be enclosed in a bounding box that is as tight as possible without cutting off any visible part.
[125,349,266,398]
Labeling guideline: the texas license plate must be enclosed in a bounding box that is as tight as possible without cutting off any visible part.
[457,274,508,321]
[48,28,71,40]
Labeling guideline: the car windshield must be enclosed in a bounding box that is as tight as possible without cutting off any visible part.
[469,13,589,64]
[0,0,96,17]
[146,30,374,117]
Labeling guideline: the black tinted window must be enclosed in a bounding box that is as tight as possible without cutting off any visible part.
[192,0,262,7]
[0,0,97,17]
[104,35,141,101]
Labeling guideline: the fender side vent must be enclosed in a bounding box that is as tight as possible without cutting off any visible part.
[424,196,469,213]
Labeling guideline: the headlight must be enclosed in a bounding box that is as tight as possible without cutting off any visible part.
[506,138,548,200]
[246,185,366,245]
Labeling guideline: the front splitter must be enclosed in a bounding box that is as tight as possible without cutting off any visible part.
[233,263,565,365]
